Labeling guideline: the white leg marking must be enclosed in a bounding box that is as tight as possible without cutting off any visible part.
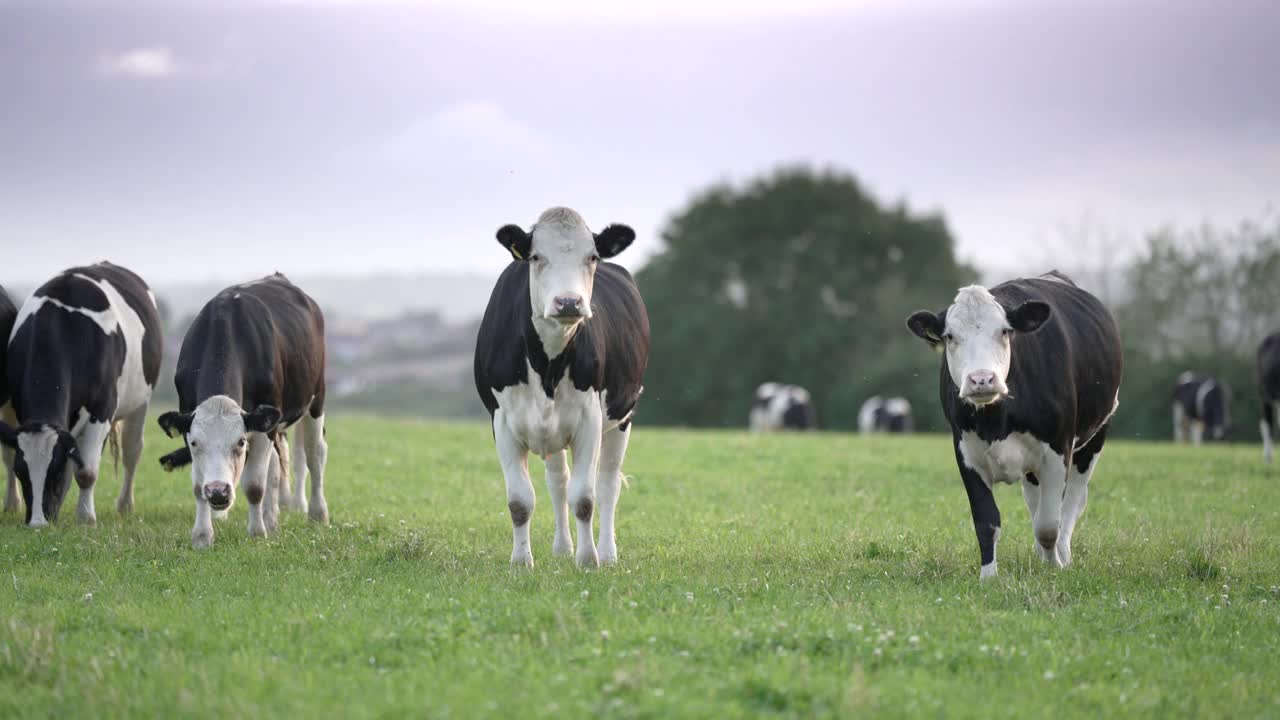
[980,527,1001,580]
[192,495,214,549]
[244,434,272,538]
[1173,404,1186,443]
[75,420,112,526]
[1059,450,1101,566]
[544,450,573,557]
[568,403,603,568]
[1262,416,1274,464]
[1021,476,1040,517]
[288,424,310,512]
[495,413,535,567]
[116,405,147,515]
[595,424,630,565]
[302,414,329,524]
[1190,422,1204,446]
[1032,450,1067,568]
[263,442,281,534]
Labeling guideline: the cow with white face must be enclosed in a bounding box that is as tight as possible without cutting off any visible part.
[1258,333,1280,463]
[0,285,19,513]
[907,271,1123,579]
[857,396,914,433]
[475,207,650,568]
[0,263,163,528]
[157,274,329,549]
[750,383,817,432]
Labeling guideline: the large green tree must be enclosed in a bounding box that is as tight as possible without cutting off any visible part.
[634,167,976,430]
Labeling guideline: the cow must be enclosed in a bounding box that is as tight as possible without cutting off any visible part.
[474,207,649,568]
[156,274,329,549]
[907,271,1123,579]
[0,263,163,528]
[857,396,914,433]
[1258,333,1280,463]
[749,383,816,432]
[1172,372,1231,444]
[0,285,18,513]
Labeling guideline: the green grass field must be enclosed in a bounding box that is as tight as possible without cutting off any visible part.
[1,417,1277,718]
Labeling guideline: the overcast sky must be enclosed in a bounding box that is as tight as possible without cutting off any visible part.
[2,0,1278,287]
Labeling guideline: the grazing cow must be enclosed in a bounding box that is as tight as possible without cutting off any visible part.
[907,271,1122,579]
[0,285,18,512]
[1258,333,1280,463]
[0,263,162,527]
[1172,372,1231,444]
[157,274,329,549]
[857,396,914,434]
[475,207,649,568]
[749,383,817,432]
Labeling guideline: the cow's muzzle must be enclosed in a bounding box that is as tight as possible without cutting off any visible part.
[204,482,233,511]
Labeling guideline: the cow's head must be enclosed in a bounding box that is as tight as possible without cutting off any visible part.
[496,207,635,327]
[907,285,1050,407]
[157,396,281,511]
[0,422,83,527]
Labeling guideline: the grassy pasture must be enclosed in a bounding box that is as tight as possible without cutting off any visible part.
[1,417,1278,718]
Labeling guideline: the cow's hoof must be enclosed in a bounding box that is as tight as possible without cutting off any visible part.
[192,532,214,550]
[3,499,19,513]
[116,497,134,516]
[597,541,618,566]
[979,562,998,580]
[308,504,329,526]
[576,546,599,569]
[248,524,267,538]
[77,512,97,526]
[551,534,574,557]
[511,552,534,568]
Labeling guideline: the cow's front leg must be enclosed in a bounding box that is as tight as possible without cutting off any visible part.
[955,439,1001,579]
[544,450,573,557]
[74,420,112,526]
[568,405,603,568]
[192,491,215,549]
[1032,448,1068,567]
[596,424,631,565]
[494,414,535,567]
[1262,401,1275,464]
[2,403,19,513]
[244,434,272,538]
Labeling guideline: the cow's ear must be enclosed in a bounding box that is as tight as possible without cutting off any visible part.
[159,447,192,472]
[1007,301,1051,333]
[157,411,193,439]
[496,224,532,261]
[243,405,282,434]
[0,421,16,449]
[906,310,946,351]
[594,224,635,259]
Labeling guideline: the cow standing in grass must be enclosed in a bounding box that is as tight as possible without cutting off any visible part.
[1258,333,1280,463]
[475,207,649,568]
[857,396,914,434]
[749,383,817,432]
[1172,372,1231,444]
[0,263,162,527]
[0,285,19,512]
[158,274,329,549]
[907,271,1122,579]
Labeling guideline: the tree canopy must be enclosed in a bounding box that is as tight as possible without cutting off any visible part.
[634,167,976,430]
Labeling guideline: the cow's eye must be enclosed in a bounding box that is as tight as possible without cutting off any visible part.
[1002,328,1014,338]
[527,253,542,263]
[189,440,199,449]
[588,254,600,264]
[237,438,247,449]
[942,333,954,343]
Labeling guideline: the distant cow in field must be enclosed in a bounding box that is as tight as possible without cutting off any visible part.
[475,207,649,568]
[857,396,914,434]
[0,263,163,527]
[749,383,816,432]
[907,271,1122,579]
[0,285,18,513]
[158,274,329,549]
[1258,333,1280,463]
[1172,372,1231,444]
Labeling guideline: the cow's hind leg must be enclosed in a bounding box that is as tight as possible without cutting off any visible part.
[116,404,147,515]
[2,403,19,513]
[1262,401,1276,464]
[494,414,535,567]
[596,423,631,565]
[1032,446,1068,568]
[544,450,573,557]
[1059,426,1107,566]
[300,412,329,525]
[285,425,310,512]
[263,439,282,533]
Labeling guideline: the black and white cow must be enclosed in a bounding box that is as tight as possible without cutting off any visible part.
[474,207,649,568]
[749,382,816,432]
[157,274,329,549]
[0,285,19,513]
[1172,372,1231,444]
[857,396,914,434]
[907,271,1123,579]
[1258,333,1280,463]
[0,263,163,527]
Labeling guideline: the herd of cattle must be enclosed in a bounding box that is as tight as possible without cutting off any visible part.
[1,208,1278,578]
